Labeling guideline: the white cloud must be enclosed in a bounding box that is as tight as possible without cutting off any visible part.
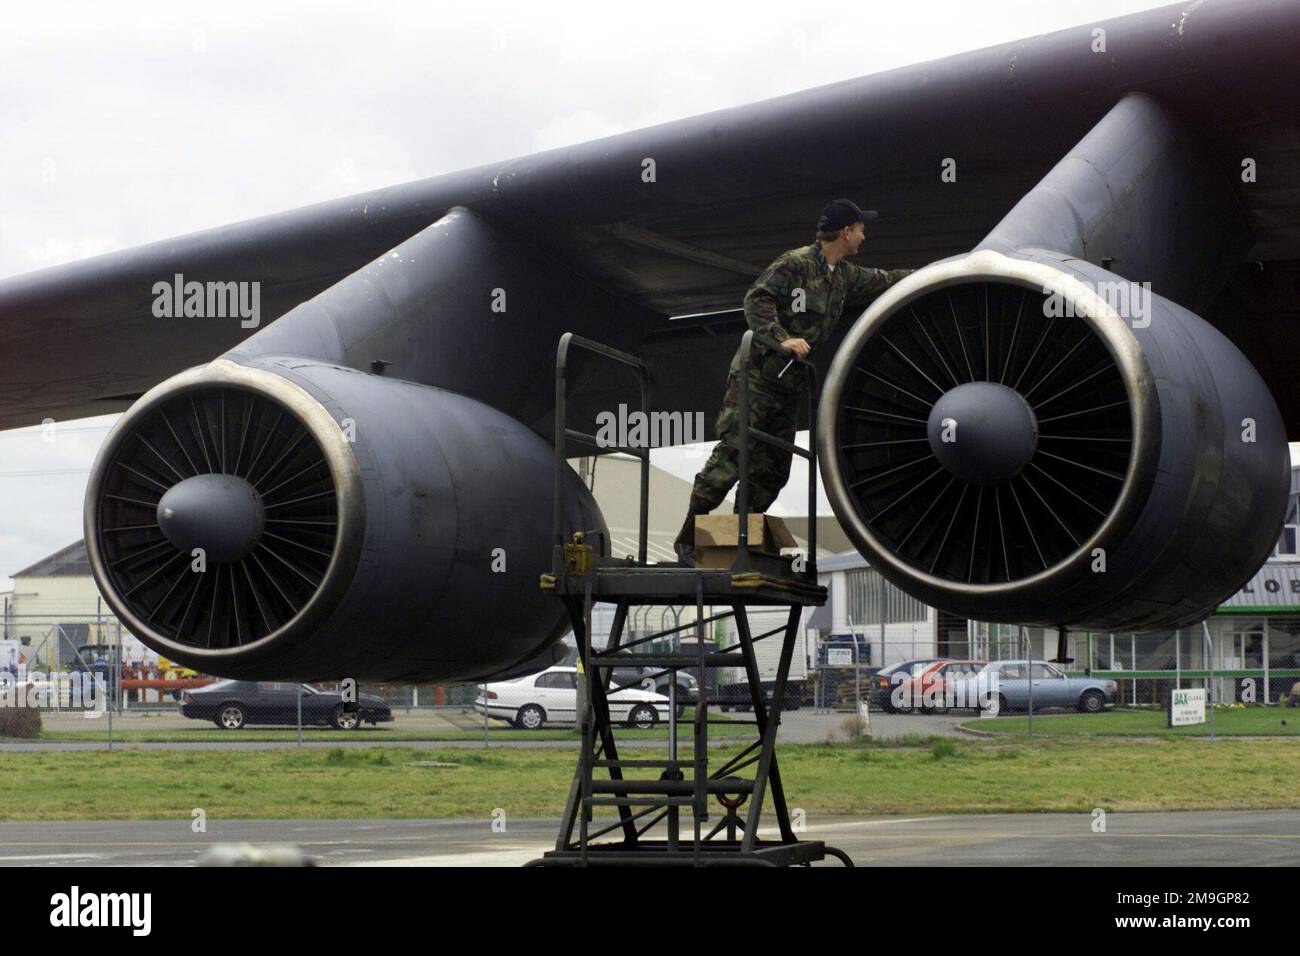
[533,110,628,152]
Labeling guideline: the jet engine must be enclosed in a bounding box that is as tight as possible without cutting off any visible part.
[85,355,606,682]
[817,93,1291,630]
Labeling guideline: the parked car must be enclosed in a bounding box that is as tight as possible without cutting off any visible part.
[181,680,393,729]
[609,666,698,716]
[716,678,807,712]
[957,660,1117,714]
[889,659,988,713]
[866,658,947,713]
[67,643,116,673]
[474,665,670,730]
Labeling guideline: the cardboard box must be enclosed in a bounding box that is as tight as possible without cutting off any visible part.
[693,514,798,569]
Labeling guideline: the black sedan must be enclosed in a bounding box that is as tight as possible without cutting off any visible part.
[181,680,393,730]
[609,667,698,716]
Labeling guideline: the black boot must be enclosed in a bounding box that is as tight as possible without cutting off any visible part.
[673,511,701,566]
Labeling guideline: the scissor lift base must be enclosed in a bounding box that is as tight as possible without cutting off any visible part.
[528,838,851,868]
[531,564,851,868]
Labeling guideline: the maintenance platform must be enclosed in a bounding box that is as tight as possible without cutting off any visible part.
[530,331,850,867]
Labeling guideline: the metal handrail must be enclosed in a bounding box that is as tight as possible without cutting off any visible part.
[553,332,651,565]
[552,329,820,579]
[735,329,820,578]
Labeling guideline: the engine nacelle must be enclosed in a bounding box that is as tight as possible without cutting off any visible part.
[85,356,605,682]
[819,92,1291,632]
[817,249,1290,630]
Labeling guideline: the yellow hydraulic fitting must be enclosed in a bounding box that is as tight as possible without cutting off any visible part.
[563,531,593,575]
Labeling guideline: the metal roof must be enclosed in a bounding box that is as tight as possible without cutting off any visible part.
[1216,559,1300,613]
[816,550,871,573]
[11,539,89,579]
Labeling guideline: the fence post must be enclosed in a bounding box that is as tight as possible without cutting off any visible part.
[107,642,115,751]
[1202,620,1216,740]
[1022,626,1033,738]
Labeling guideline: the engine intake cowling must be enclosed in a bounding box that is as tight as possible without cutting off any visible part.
[86,356,605,681]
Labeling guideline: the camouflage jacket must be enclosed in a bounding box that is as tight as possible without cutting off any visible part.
[727,242,913,395]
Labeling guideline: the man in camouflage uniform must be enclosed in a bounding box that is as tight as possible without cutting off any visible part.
[674,199,914,563]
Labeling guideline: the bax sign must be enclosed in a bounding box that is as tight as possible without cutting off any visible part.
[1169,688,1207,728]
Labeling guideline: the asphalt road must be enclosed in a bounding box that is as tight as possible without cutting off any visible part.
[1,708,979,751]
[2,811,1296,866]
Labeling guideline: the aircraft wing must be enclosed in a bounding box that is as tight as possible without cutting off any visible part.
[2,0,1298,433]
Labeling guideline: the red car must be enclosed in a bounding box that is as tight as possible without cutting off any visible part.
[890,659,987,713]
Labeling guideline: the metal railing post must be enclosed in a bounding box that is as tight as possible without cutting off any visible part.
[734,330,820,578]
[737,332,752,571]
[553,333,652,567]
[553,332,571,556]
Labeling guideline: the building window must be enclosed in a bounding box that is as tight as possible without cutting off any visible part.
[845,568,927,625]
[1274,475,1300,558]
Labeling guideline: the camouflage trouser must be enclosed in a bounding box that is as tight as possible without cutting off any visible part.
[688,373,798,515]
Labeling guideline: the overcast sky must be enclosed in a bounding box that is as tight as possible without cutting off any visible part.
[0,0,1207,588]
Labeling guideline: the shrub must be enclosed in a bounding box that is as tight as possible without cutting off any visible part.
[930,738,958,761]
[0,701,42,739]
[839,712,870,741]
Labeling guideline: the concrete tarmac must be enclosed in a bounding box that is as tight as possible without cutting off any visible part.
[2,811,1296,866]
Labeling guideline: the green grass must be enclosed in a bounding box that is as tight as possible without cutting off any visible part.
[3,736,1299,820]
[964,705,1300,737]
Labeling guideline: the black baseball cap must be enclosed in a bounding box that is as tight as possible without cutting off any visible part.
[817,198,879,232]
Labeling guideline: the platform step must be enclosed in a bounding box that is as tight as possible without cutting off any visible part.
[590,778,754,796]
[583,797,697,807]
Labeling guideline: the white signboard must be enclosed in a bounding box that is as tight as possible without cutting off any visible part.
[1169,688,1207,727]
[826,647,854,667]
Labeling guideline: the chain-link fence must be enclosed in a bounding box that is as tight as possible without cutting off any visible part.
[7,601,1300,747]
[805,614,1300,724]
[0,610,524,749]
